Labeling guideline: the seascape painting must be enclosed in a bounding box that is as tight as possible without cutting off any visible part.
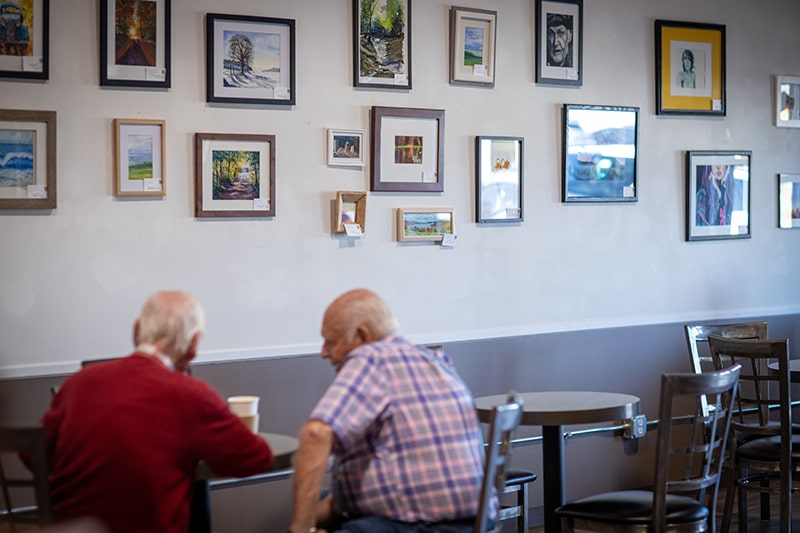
[0,0,33,56]
[0,128,34,187]
[357,0,408,83]
[223,30,281,89]
[463,26,483,66]
[126,134,153,180]
[114,0,157,66]
[403,212,451,237]
[211,149,261,200]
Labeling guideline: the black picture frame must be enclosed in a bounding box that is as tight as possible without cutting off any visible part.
[475,136,523,223]
[353,0,412,90]
[535,0,582,86]
[206,13,296,106]
[0,0,49,81]
[562,104,639,203]
[100,0,171,88]
[686,150,751,241]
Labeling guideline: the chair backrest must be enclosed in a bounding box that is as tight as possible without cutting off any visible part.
[475,393,523,533]
[684,321,768,375]
[0,425,52,525]
[652,365,740,532]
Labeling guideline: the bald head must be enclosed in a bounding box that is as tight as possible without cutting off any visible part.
[134,291,205,368]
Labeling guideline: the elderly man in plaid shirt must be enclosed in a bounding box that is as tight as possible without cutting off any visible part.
[289,289,488,533]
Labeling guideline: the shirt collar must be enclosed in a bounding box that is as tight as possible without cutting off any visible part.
[135,343,174,370]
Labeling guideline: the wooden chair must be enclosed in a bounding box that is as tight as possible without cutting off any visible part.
[555,366,741,533]
[475,393,524,533]
[707,335,795,533]
[0,425,52,527]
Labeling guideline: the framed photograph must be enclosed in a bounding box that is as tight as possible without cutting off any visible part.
[775,75,800,128]
[396,207,454,242]
[686,150,751,241]
[655,20,726,116]
[535,0,582,86]
[475,136,523,222]
[194,133,276,218]
[371,106,444,193]
[0,0,48,80]
[206,13,295,106]
[113,119,165,197]
[0,109,56,209]
[562,104,639,203]
[100,0,170,88]
[778,174,800,229]
[353,0,411,89]
[449,6,496,87]
[335,190,367,233]
[327,128,366,167]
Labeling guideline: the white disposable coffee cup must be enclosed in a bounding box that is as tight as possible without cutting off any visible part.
[227,395,260,434]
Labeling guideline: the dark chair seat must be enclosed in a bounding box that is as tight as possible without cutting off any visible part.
[556,490,709,525]
[505,468,537,486]
[736,434,800,463]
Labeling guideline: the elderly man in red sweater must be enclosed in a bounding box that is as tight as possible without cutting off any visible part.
[40,291,274,533]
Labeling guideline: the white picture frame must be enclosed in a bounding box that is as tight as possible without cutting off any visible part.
[327,129,366,167]
[776,75,800,128]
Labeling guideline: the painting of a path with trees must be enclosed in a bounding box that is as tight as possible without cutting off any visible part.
[212,150,261,200]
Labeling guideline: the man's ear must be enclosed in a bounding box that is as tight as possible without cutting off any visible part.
[133,320,141,347]
[356,325,372,344]
[174,332,201,372]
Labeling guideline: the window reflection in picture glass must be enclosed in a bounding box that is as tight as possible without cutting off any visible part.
[475,136,523,223]
[778,174,800,229]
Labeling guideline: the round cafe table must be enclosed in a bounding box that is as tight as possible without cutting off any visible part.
[475,391,640,533]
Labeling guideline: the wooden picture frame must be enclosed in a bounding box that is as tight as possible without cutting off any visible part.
[100,0,170,88]
[396,207,454,242]
[113,119,166,197]
[686,150,750,241]
[475,136,523,222]
[327,128,366,167]
[0,109,56,209]
[562,104,639,203]
[449,6,497,87]
[335,191,367,233]
[206,13,296,106]
[535,0,582,86]
[0,0,48,80]
[353,0,411,90]
[655,20,726,116]
[194,133,276,218]
[371,106,444,192]
[775,75,800,128]
[778,174,800,229]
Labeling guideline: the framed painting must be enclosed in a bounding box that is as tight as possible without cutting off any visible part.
[535,0,582,86]
[327,128,366,167]
[335,190,367,233]
[353,0,411,89]
[396,207,454,242]
[775,75,800,128]
[0,0,48,80]
[206,13,295,106]
[194,133,276,218]
[562,104,639,203]
[449,6,496,87]
[778,174,800,229]
[371,106,444,192]
[100,0,170,88]
[475,136,523,222]
[655,20,726,116]
[686,150,750,241]
[0,109,56,209]
[113,118,165,197]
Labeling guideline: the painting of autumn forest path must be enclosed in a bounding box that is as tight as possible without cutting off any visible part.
[114,0,157,66]
[212,150,261,200]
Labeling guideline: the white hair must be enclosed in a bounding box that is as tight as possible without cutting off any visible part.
[137,291,205,354]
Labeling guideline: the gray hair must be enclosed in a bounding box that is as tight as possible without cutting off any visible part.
[137,291,205,354]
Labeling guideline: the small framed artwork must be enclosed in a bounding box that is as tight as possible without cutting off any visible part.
[778,174,800,229]
[655,20,726,116]
[535,0,582,86]
[475,136,523,222]
[100,0,170,88]
[327,129,366,167]
[396,207,454,242]
[194,133,276,218]
[775,75,800,128]
[562,104,639,203]
[353,0,411,89]
[0,109,56,209]
[449,6,497,87]
[335,191,367,233]
[0,0,48,80]
[113,119,165,197]
[686,150,751,241]
[206,13,296,106]
[371,106,444,193]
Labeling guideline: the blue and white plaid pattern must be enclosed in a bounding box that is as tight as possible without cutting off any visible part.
[311,337,486,523]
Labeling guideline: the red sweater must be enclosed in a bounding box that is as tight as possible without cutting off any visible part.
[41,354,274,533]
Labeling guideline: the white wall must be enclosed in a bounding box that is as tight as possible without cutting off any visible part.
[2,0,799,378]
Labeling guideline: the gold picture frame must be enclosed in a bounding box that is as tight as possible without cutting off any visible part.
[396,207,454,242]
[334,191,366,233]
[113,118,166,197]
